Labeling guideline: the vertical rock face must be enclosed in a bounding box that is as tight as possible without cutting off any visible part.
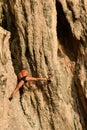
[0,0,87,130]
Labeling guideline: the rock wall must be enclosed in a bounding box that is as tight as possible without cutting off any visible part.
[0,0,87,130]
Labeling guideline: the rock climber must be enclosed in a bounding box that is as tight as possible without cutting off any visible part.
[9,69,50,100]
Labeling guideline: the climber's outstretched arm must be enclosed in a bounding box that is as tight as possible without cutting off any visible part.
[26,77,48,81]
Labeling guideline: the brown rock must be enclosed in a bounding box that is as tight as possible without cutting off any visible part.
[0,0,87,130]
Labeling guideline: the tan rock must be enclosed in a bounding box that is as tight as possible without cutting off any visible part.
[0,0,87,130]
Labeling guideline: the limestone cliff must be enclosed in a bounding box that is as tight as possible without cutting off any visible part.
[0,0,87,130]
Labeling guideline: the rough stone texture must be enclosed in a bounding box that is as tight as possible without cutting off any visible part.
[0,0,87,130]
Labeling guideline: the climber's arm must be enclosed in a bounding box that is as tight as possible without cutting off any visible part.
[26,77,48,81]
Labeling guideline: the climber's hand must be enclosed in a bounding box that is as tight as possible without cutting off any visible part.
[47,76,51,83]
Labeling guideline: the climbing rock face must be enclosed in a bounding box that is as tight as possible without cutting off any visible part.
[0,0,87,130]
[0,27,33,130]
[58,0,87,42]
[0,27,16,129]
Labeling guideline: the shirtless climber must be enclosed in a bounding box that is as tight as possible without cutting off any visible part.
[9,69,50,100]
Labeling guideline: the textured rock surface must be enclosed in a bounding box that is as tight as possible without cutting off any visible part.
[0,0,87,130]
